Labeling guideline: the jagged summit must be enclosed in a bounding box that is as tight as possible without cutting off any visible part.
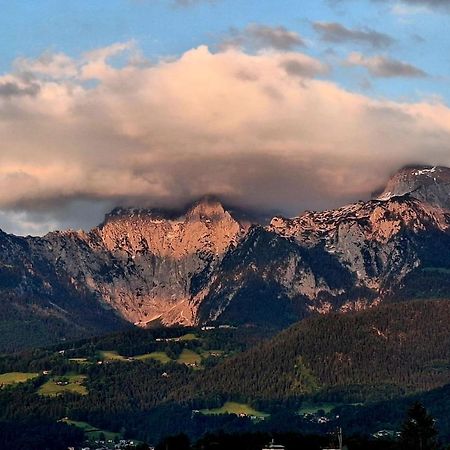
[103,196,229,224]
[378,165,450,209]
[2,165,450,349]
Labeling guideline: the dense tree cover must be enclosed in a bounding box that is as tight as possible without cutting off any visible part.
[0,420,84,450]
[399,402,439,450]
[175,299,450,404]
[0,326,275,443]
[336,383,450,443]
[0,288,129,354]
[3,301,450,445]
[154,405,445,450]
[157,431,401,450]
[0,294,103,353]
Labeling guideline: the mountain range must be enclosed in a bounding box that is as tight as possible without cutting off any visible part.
[1,165,450,351]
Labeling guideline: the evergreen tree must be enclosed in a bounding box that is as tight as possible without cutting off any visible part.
[399,402,439,450]
[156,433,190,450]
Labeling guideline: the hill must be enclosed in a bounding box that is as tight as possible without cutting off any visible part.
[3,300,450,445]
[179,299,450,402]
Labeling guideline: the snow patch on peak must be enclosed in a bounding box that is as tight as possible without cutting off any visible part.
[377,165,450,209]
[412,166,437,176]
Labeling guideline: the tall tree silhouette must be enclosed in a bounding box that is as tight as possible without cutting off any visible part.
[400,402,439,450]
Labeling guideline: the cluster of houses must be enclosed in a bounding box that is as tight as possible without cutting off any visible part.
[301,412,332,424]
[68,438,152,450]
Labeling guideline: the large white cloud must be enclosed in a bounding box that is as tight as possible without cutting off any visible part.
[0,43,450,235]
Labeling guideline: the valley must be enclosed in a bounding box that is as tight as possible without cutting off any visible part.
[2,299,450,447]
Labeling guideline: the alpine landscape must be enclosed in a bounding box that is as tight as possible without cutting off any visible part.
[1,1,450,449]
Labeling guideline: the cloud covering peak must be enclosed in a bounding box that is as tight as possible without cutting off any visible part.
[0,43,449,235]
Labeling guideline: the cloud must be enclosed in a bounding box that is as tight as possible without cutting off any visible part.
[313,22,395,48]
[0,43,450,235]
[334,0,450,12]
[391,3,429,15]
[390,0,450,10]
[14,52,79,79]
[0,81,40,98]
[221,24,305,51]
[281,57,330,78]
[346,52,428,77]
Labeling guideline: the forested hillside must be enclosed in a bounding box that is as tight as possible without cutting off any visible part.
[3,300,450,445]
[178,299,450,402]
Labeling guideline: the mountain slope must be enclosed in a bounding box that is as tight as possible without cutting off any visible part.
[378,165,450,209]
[198,194,450,324]
[3,299,450,443]
[0,230,129,352]
[1,166,450,351]
[177,299,450,402]
[0,198,248,350]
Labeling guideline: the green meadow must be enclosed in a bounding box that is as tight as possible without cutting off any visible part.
[200,401,269,418]
[134,351,172,364]
[297,402,339,415]
[62,418,121,441]
[177,349,202,365]
[38,374,88,396]
[99,350,127,361]
[0,372,39,387]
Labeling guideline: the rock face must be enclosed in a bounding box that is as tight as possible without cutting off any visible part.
[80,198,247,325]
[378,165,450,209]
[1,166,450,348]
[0,198,248,346]
[197,195,450,325]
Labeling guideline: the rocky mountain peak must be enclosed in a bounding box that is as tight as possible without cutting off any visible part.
[102,196,232,226]
[94,196,245,259]
[378,165,450,209]
[3,166,450,340]
[186,196,227,219]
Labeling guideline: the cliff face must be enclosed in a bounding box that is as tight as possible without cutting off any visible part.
[22,198,247,327]
[197,196,450,325]
[1,166,450,346]
[378,165,450,209]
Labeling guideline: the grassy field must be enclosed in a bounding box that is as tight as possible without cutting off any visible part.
[99,351,127,361]
[69,358,89,364]
[166,333,199,342]
[178,333,199,341]
[62,419,121,441]
[200,401,270,418]
[177,349,202,365]
[0,372,39,387]
[201,350,224,358]
[38,374,88,396]
[297,402,339,415]
[134,352,172,364]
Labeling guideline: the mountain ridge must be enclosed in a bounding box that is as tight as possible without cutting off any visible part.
[1,166,450,351]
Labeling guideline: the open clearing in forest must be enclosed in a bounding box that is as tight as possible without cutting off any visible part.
[62,418,122,441]
[0,372,39,387]
[297,402,339,415]
[200,401,269,418]
[38,374,88,396]
[134,351,172,363]
[177,349,202,365]
[99,350,128,361]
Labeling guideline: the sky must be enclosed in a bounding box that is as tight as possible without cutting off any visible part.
[1,0,450,235]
